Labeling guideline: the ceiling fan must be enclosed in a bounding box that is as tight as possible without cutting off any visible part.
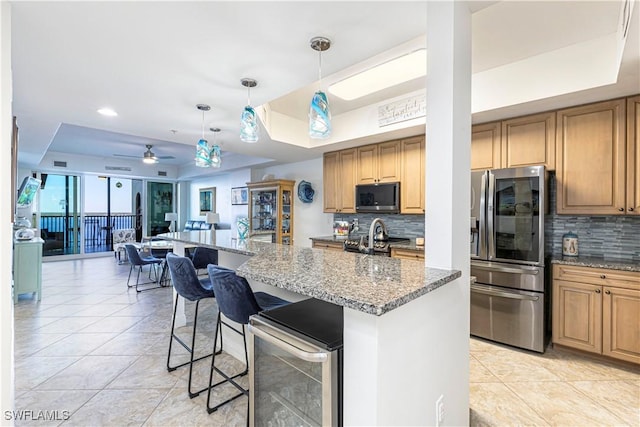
[113,144,175,164]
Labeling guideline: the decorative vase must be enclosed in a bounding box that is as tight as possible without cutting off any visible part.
[237,217,249,241]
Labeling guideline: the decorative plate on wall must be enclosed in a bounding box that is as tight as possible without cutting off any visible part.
[297,180,314,203]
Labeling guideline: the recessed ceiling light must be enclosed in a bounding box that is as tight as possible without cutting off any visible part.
[328,49,427,100]
[97,108,118,117]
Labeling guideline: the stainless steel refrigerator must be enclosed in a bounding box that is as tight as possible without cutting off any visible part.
[470,165,548,352]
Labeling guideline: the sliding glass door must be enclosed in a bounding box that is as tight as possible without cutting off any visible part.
[39,174,80,256]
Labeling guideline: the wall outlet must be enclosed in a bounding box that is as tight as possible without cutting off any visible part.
[435,394,444,426]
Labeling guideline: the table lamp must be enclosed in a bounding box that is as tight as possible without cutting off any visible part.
[206,212,220,228]
[165,212,178,233]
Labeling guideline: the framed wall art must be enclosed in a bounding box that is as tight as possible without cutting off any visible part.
[231,187,248,205]
[199,187,216,215]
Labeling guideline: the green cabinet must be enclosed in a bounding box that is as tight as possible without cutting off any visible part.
[13,237,43,303]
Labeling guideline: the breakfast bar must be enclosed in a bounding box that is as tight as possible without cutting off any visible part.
[158,230,465,425]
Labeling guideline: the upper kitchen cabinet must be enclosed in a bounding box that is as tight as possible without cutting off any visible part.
[400,135,425,214]
[357,140,401,184]
[323,149,357,213]
[501,112,556,170]
[556,98,626,215]
[471,122,501,171]
[627,95,640,215]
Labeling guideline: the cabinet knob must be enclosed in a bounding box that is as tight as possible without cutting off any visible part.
[618,207,624,211]
[600,274,606,279]
[605,290,611,295]
[595,289,601,293]
[629,207,635,212]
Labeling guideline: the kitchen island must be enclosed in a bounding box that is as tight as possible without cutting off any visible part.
[158,230,466,426]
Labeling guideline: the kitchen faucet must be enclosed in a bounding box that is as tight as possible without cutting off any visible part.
[359,217,387,254]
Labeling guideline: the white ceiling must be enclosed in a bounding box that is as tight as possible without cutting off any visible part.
[10,1,640,180]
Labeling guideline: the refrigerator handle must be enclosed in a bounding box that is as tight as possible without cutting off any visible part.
[487,171,495,259]
[479,171,488,260]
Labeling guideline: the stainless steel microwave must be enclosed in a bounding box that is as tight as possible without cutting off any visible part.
[355,182,400,213]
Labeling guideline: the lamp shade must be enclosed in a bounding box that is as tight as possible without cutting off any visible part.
[165,212,178,222]
[205,212,220,225]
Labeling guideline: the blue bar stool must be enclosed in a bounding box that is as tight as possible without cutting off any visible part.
[123,244,163,292]
[206,264,290,415]
[191,247,219,276]
[165,253,221,398]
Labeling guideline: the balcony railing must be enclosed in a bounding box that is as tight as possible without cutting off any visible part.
[40,214,137,256]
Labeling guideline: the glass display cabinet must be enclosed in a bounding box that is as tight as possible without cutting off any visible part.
[247,179,295,245]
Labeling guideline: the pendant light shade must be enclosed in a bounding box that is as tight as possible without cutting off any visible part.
[210,127,222,168]
[309,37,332,139]
[240,78,259,143]
[309,90,331,139]
[194,104,221,168]
[195,138,211,167]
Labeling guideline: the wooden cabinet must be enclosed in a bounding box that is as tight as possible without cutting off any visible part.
[13,237,43,303]
[501,112,556,170]
[627,95,640,215]
[552,264,640,364]
[471,122,501,171]
[390,247,424,260]
[555,99,627,215]
[247,179,295,245]
[311,240,344,251]
[400,135,425,214]
[357,140,401,184]
[323,149,357,213]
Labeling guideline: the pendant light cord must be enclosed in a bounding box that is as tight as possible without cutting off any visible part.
[247,85,251,106]
[318,49,322,81]
[201,110,205,139]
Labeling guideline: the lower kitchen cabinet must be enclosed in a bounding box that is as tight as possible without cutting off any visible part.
[390,247,424,260]
[311,240,344,251]
[552,264,640,364]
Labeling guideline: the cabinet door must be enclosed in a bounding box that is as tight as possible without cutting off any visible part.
[556,99,626,214]
[552,279,602,354]
[323,152,339,213]
[377,140,401,183]
[501,112,555,170]
[628,95,640,215]
[390,247,425,260]
[400,136,425,214]
[602,286,640,364]
[357,145,378,184]
[471,122,501,171]
[338,148,357,213]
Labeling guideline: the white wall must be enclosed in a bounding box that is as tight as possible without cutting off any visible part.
[1,2,14,423]
[188,169,251,232]
[257,157,333,247]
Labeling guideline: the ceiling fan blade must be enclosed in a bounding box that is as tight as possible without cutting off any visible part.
[156,155,175,160]
[113,153,141,159]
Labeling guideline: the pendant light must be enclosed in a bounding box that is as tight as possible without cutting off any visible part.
[309,36,332,139]
[240,78,259,143]
[195,104,211,167]
[210,127,222,168]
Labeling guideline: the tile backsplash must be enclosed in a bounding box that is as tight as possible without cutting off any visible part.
[545,173,640,261]
[332,213,425,239]
[333,173,640,262]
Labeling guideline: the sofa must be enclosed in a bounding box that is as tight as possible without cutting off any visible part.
[183,220,231,231]
[183,220,212,231]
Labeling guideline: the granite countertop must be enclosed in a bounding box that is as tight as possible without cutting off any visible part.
[550,254,640,272]
[160,231,461,316]
[310,235,425,251]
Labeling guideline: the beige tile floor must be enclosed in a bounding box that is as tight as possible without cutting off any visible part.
[12,257,640,426]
